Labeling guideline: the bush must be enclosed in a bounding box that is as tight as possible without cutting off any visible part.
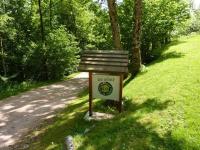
[46,27,79,79]
[27,27,79,80]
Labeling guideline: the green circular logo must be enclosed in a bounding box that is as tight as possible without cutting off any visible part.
[98,82,113,96]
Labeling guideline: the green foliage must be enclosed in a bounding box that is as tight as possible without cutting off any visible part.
[26,27,79,80]
[0,0,111,81]
[0,14,16,39]
[187,10,200,33]
[174,9,200,36]
[45,27,79,79]
[118,0,190,63]
[0,0,192,82]
[55,0,112,50]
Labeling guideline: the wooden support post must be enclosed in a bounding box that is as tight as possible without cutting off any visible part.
[118,74,123,113]
[89,72,93,116]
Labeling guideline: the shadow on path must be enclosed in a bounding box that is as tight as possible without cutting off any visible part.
[0,74,88,149]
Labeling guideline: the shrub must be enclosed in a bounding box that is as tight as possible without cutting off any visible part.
[45,27,79,80]
[27,27,79,80]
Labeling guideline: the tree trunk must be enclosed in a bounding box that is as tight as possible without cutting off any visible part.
[131,0,142,76]
[107,0,122,50]
[49,0,52,29]
[38,0,45,42]
[0,38,7,76]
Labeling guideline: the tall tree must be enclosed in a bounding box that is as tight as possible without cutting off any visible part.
[132,0,142,75]
[0,2,7,76]
[0,38,6,76]
[38,0,45,42]
[107,0,122,50]
[49,0,52,29]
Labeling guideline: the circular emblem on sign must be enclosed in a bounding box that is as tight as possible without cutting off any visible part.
[98,82,113,96]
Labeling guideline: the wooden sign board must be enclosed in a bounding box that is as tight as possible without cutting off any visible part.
[78,50,128,116]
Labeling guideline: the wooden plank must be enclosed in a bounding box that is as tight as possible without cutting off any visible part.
[83,50,128,55]
[80,61,128,67]
[82,54,128,59]
[82,53,128,56]
[78,65,128,73]
[81,57,129,63]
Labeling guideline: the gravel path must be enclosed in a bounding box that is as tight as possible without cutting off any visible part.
[0,73,88,149]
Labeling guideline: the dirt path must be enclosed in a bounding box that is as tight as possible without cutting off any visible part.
[0,73,88,149]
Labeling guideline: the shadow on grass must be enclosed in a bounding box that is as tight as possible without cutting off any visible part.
[150,51,184,66]
[78,88,89,98]
[26,95,192,150]
[147,40,186,66]
[123,98,173,113]
[124,40,186,86]
[76,98,185,150]
[124,75,134,87]
[152,40,186,58]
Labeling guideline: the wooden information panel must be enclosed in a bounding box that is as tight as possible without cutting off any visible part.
[92,74,120,101]
[78,50,128,116]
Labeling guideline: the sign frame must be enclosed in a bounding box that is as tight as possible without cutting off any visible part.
[88,72,123,116]
[92,73,120,100]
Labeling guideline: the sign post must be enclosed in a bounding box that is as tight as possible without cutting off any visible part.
[119,74,124,113]
[89,72,93,116]
[78,50,128,116]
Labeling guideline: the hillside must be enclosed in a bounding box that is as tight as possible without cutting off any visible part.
[29,35,200,150]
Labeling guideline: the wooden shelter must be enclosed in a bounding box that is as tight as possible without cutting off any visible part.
[78,50,129,116]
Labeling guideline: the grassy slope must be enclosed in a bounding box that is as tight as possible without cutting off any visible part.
[29,35,200,150]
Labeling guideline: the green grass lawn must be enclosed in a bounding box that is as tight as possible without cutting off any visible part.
[28,35,200,150]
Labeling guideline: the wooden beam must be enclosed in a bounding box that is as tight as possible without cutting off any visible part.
[81,57,129,63]
[83,50,128,55]
[78,65,128,73]
[82,54,128,59]
[80,61,128,67]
